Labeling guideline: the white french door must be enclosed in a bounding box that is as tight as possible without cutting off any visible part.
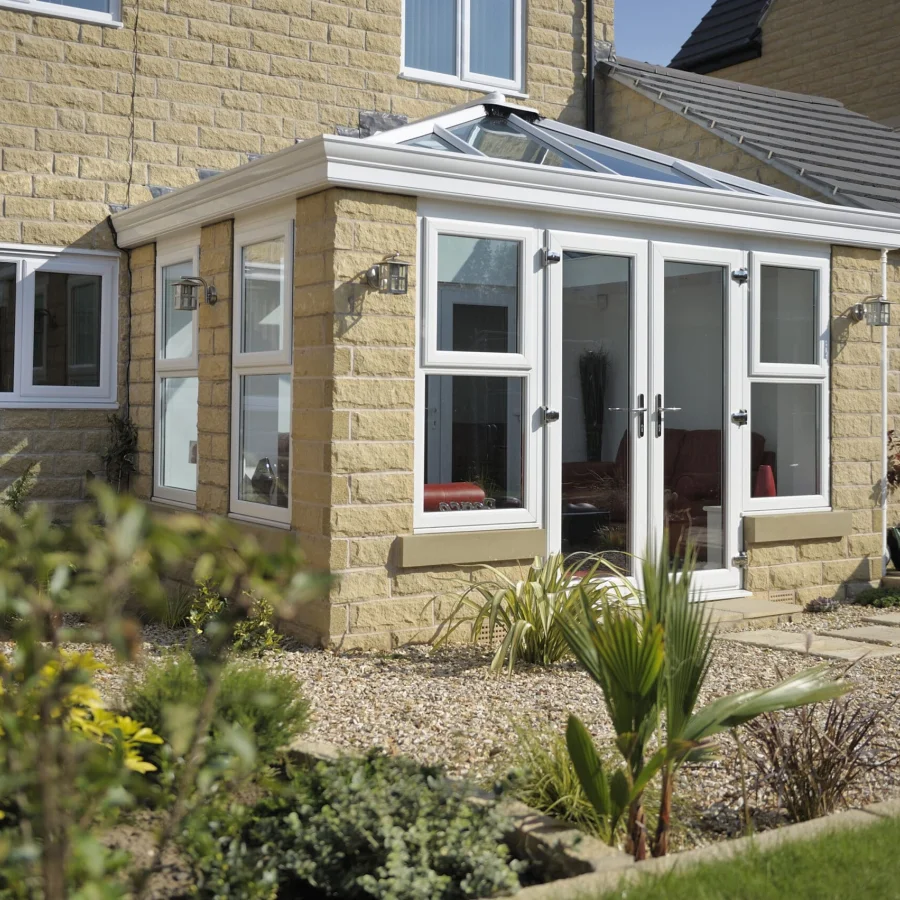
[546,231,649,580]
[649,243,744,595]
[547,232,745,596]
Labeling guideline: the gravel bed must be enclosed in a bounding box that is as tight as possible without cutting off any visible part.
[16,602,900,852]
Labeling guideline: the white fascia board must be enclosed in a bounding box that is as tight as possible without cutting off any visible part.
[111,134,900,251]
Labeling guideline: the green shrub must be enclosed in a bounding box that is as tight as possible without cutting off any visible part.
[190,581,284,654]
[850,586,900,608]
[435,553,631,673]
[508,725,609,840]
[184,752,524,900]
[124,654,309,766]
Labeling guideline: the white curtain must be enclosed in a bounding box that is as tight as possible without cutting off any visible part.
[405,0,458,75]
[469,0,514,80]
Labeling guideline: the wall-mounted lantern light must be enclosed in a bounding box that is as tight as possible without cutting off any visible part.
[365,252,411,295]
[851,297,891,326]
[173,276,217,310]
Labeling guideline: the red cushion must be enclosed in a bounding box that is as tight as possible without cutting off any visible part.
[423,482,485,511]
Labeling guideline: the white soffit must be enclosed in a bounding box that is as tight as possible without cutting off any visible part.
[111,133,900,251]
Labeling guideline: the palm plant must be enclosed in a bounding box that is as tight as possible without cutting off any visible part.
[560,537,853,859]
[433,553,630,674]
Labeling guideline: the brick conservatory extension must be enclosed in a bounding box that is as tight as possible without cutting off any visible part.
[108,94,900,649]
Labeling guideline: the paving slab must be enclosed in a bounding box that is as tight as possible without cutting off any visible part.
[706,598,804,619]
[820,625,900,646]
[863,611,900,627]
[719,629,900,660]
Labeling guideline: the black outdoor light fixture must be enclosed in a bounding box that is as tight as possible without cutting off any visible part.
[851,296,891,326]
[172,275,218,310]
[365,252,411,295]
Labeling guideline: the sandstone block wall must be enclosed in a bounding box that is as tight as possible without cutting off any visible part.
[128,242,156,501]
[196,219,234,515]
[0,0,611,249]
[706,0,900,128]
[744,247,900,603]
[597,79,824,202]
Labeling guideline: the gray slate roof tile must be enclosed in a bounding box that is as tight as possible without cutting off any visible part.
[601,57,900,212]
[671,0,769,71]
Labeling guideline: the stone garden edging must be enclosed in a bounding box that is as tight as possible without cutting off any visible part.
[510,798,900,899]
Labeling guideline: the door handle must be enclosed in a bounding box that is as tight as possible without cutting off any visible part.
[655,394,682,437]
[608,394,646,437]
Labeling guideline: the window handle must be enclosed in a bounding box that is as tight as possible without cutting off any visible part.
[608,394,647,437]
[655,394,682,437]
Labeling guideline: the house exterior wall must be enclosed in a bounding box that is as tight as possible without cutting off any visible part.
[596,80,824,203]
[0,0,613,509]
[703,0,900,128]
[744,247,900,605]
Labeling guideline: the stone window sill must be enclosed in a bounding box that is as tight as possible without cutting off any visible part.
[399,529,546,568]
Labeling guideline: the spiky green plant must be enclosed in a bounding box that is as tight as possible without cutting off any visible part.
[560,537,853,859]
[434,553,631,674]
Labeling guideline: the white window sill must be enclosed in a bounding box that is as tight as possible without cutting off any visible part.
[0,0,122,26]
[399,68,527,99]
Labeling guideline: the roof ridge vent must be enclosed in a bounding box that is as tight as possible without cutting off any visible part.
[484,102,541,124]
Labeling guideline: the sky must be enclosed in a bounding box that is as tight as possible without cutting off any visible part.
[614,0,715,66]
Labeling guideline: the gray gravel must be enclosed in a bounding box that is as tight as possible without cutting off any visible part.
[27,604,900,851]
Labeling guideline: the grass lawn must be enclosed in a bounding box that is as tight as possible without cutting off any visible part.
[598,814,900,900]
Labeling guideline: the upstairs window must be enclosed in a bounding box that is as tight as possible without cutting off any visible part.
[0,0,122,26]
[0,247,118,408]
[403,0,524,92]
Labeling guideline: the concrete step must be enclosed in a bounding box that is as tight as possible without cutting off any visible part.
[863,611,900,627]
[880,572,900,590]
[719,628,900,661]
[820,625,900,646]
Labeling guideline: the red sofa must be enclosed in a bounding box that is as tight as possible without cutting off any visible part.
[562,428,774,549]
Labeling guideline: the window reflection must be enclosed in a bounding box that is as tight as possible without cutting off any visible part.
[424,375,525,513]
[0,263,15,393]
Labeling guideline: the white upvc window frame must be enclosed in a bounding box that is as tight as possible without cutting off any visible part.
[0,245,118,408]
[401,0,525,95]
[230,217,294,528]
[153,234,200,508]
[0,0,122,27]
[414,216,541,533]
[744,250,831,514]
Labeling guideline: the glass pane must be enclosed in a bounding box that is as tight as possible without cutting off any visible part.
[403,133,460,152]
[561,251,631,574]
[469,0,514,80]
[751,383,820,497]
[554,132,704,185]
[33,271,101,387]
[424,375,525,513]
[160,377,198,493]
[241,238,285,355]
[58,0,110,12]
[161,260,194,359]
[0,263,15,393]
[437,235,519,353]
[404,0,457,75]
[760,266,817,365]
[238,374,291,509]
[449,117,588,169]
[663,262,725,571]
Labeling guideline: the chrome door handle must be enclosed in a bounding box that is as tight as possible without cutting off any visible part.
[655,394,682,437]
[608,394,646,437]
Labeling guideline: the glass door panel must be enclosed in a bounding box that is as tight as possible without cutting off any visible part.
[560,252,632,570]
[661,262,725,570]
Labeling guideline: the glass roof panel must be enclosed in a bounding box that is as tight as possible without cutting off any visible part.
[552,132,704,186]
[449,116,588,170]
[403,133,460,152]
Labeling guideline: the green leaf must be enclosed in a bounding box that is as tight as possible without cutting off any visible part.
[565,715,611,821]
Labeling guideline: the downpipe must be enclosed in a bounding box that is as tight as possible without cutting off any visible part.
[585,0,595,132]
